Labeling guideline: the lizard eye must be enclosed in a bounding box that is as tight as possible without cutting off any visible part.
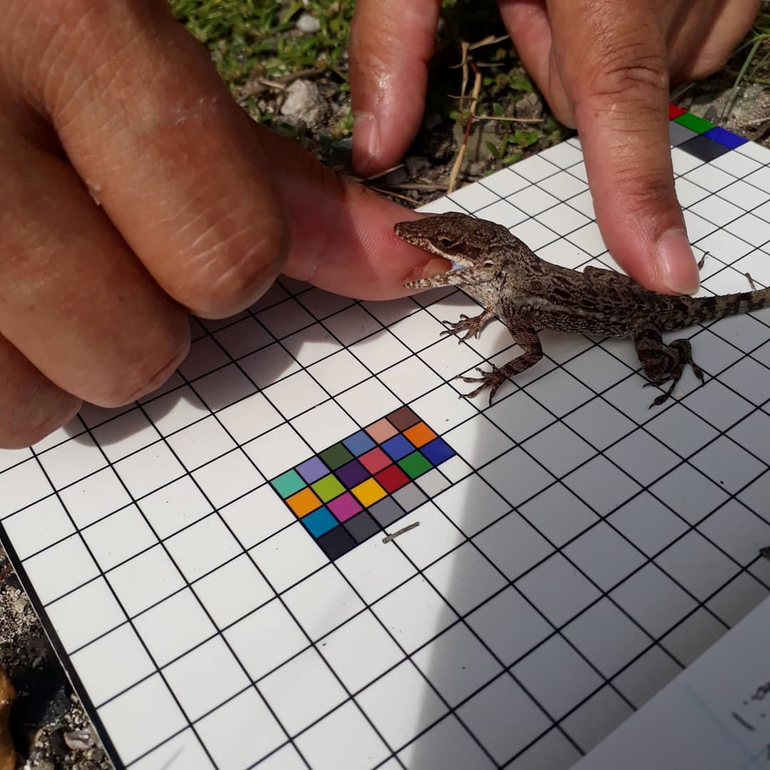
[438,237,455,248]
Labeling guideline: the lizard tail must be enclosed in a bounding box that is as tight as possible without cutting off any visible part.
[661,285,770,331]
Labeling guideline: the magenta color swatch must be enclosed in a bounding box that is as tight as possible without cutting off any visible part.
[327,492,363,522]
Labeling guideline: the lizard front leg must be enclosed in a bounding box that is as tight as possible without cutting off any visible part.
[633,323,706,407]
[441,307,495,342]
[456,318,542,404]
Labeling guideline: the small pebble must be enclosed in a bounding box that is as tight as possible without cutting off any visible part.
[63,728,94,751]
[296,12,321,34]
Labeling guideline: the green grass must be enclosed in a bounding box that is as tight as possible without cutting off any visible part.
[169,0,355,85]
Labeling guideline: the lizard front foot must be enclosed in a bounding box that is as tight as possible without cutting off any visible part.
[440,314,485,342]
[454,364,507,405]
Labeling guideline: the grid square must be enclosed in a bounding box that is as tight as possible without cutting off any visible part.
[612,646,681,708]
[224,598,308,681]
[133,589,215,667]
[2,496,74,561]
[165,514,242,582]
[656,530,739,601]
[219,485,295,551]
[258,647,347,736]
[72,623,155,706]
[192,554,274,629]
[513,634,604,719]
[140,476,213,540]
[398,715,496,770]
[563,456,641,516]
[523,423,596,478]
[372,575,457,653]
[24,535,99,605]
[195,689,284,769]
[699,500,770,565]
[564,523,646,591]
[466,587,552,666]
[661,608,726,666]
[481,449,555,509]
[249,523,327,592]
[424,541,507,616]
[560,685,633,754]
[607,492,689,556]
[337,536,418,604]
[563,597,650,677]
[357,660,448,750]
[318,609,403,692]
[690,435,766,494]
[458,674,551,765]
[283,564,365,640]
[519,483,600,547]
[296,701,390,770]
[413,623,502,707]
[47,578,126,654]
[106,545,185,617]
[516,553,601,628]
[435,474,509,536]
[474,511,554,581]
[98,675,187,766]
[387,505,464,570]
[82,505,157,572]
[610,563,698,638]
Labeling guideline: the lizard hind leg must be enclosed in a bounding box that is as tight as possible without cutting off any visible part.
[633,324,706,407]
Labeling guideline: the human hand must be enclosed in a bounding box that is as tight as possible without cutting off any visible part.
[0,0,435,449]
[349,0,759,294]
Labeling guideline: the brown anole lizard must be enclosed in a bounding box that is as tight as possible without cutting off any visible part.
[394,213,770,406]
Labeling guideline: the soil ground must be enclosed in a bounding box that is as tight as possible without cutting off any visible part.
[2,2,770,768]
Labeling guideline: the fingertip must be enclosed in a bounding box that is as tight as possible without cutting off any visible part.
[655,228,700,295]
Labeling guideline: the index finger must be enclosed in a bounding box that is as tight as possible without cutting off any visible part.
[548,0,700,295]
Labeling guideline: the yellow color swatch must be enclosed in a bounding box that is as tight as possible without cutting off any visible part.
[286,487,322,518]
[351,478,386,507]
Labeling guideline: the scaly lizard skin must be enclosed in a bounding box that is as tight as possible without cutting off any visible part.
[395,213,770,406]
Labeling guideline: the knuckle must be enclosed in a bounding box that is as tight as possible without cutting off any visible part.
[0,390,81,450]
[584,43,669,101]
[173,219,289,318]
[93,318,191,407]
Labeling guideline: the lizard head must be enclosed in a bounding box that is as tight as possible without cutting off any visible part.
[394,213,513,269]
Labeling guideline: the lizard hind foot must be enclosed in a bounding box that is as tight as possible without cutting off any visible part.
[455,364,507,405]
[638,336,706,408]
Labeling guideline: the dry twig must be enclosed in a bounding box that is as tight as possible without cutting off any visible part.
[448,59,482,193]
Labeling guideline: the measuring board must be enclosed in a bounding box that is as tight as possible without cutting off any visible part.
[0,105,768,770]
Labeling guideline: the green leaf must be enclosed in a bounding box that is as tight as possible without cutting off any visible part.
[484,140,500,159]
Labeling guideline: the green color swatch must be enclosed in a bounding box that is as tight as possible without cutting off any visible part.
[320,444,354,470]
[271,469,306,499]
[312,474,346,503]
[398,451,432,479]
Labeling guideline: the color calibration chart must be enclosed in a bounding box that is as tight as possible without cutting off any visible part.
[0,106,769,770]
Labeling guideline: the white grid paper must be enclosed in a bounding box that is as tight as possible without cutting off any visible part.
[0,117,769,770]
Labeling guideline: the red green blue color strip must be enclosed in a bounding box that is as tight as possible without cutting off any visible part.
[668,103,747,161]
